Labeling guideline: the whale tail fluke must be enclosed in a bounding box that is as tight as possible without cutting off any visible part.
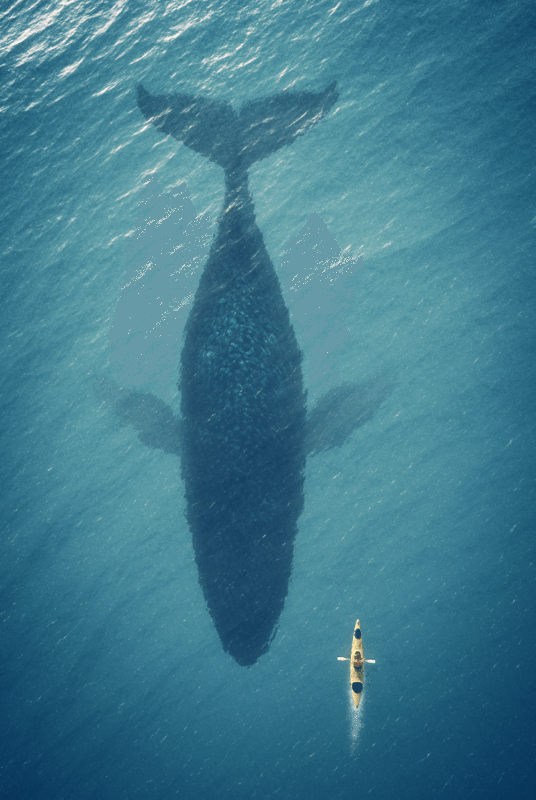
[137,84,238,171]
[137,81,338,172]
[239,81,338,169]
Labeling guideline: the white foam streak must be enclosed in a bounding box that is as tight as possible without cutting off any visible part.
[348,686,364,755]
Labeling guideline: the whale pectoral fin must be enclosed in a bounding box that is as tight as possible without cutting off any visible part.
[137,84,238,169]
[305,376,393,456]
[98,377,182,457]
[115,390,182,457]
[239,81,338,169]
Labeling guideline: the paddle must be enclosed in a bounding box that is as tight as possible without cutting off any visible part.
[337,657,376,663]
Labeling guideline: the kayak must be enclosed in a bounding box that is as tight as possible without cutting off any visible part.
[350,618,364,708]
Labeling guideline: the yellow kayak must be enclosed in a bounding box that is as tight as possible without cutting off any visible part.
[350,618,364,708]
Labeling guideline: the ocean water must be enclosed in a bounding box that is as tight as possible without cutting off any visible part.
[1,1,535,798]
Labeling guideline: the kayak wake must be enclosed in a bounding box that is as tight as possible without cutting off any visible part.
[348,687,364,754]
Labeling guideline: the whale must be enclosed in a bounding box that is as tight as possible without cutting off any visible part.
[136,81,339,666]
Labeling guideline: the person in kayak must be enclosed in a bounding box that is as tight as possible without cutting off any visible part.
[353,652,364,670]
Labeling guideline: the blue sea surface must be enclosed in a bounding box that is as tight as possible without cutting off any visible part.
[1,1,535,798]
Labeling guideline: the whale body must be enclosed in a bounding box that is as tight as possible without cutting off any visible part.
[137,81,338,665]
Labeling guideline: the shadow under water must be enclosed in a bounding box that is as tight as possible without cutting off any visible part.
[108,80,388,666]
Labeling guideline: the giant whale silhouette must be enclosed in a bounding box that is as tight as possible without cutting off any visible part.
[136,82,340,666]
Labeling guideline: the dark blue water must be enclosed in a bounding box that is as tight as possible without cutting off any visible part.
[1,1,535,798]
